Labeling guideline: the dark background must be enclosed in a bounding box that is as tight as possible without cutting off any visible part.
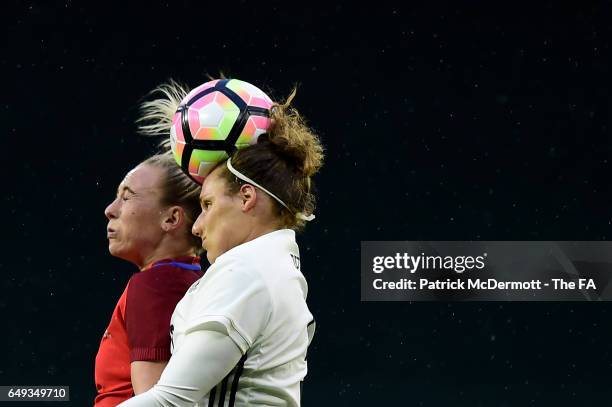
[3,1,612,405]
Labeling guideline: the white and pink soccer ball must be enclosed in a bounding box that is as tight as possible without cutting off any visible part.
[170,78,273,184]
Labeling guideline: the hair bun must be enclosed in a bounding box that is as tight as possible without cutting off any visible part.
[266,89,324,178]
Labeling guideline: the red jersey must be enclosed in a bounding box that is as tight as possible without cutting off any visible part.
[94,257,203,407]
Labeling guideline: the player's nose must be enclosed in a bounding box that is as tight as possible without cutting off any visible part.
[192,212,204,237]
[104,198,119,220]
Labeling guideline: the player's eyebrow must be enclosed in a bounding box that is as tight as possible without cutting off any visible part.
[117,185,137,196]
[199,194,211,205]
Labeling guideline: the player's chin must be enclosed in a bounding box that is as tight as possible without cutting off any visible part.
[107,241,121,256]
[205,250,216,264]
[203,244,219,264]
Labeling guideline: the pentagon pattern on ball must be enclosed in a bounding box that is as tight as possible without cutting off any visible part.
[188,91,240,141]
[169,79,273,184]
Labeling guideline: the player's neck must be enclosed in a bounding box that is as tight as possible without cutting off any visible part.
[139,247,196,271]
[242,223,283,246]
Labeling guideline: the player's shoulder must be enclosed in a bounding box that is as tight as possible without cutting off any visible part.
[196,255,272,302]
[128,267,182,291]
[209,253,263,281]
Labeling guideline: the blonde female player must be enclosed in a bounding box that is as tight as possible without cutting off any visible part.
[118,86,323,406]
[95,153,204,406]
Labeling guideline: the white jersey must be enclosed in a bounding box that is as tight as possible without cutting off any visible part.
[170,229,315,407]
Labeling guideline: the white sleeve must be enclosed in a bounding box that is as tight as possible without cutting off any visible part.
[184,261,271,354]
[117,329,243,407]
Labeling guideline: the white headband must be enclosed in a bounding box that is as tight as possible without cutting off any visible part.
[226,158,315,222]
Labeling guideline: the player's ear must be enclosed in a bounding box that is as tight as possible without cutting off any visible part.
[239,184,257,212]
[161,206,183,231]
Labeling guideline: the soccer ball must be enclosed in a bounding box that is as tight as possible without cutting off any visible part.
[170,78,273,184]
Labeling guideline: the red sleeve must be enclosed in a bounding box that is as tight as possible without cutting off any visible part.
[125,269,189,362]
